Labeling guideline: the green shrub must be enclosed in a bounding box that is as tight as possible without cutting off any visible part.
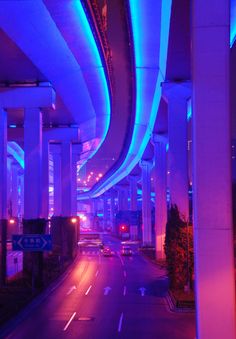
[165,204,194,290]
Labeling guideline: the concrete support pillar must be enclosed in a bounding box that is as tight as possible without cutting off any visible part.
[103,195,108,231]
[0,109,7,219]
[0,109,7,286]
[91,198,97,215]
[129,176,139,240]
[19,174,24,219]
[139,160,152,246]
[71,152,78,216]
[52,145,61,216]
[124,188,129,210]
[42,138,49,219]
[152,134,167,260]
[7,166,11,217]
[192,1,236,337]
[91,199,100,231]
[129,176,138,211]
[11,162,19,217]
[162,82,191,220]
[24,108,42,219]
[23,108,46,289]
[117,188,122,211]
[61,142,72,217]
[118,186,129,211]
[109,191,116,233]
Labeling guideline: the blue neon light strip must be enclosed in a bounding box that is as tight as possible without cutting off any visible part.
[231,0,236,47]
[73,1,111,161]
[74,1,102,67]
[7,142,24,169]
[78,0,172,199]
[137,189,155,198]
[187,99,192,121]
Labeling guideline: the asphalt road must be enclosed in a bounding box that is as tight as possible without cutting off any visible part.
[3,235,196,339]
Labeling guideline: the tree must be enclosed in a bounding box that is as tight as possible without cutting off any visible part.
[165,204,194,290]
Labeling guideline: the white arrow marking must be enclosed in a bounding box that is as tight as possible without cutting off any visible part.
[104,286,112,296]
[139,287,146,297]
[66,285,77,295]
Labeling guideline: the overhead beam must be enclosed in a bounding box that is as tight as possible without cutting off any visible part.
[0,87,55,109]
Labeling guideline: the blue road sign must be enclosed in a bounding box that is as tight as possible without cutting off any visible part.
[12,234,52,251]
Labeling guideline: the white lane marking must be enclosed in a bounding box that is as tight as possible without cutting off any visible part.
[123,270,127,278]
[63,312,76,331]
[66,285,77,296]
[103,286,112,296]
[139,287,146,297]
[95,270,99,277]
[118,312,124,332]
[85,285,92,295]
[123,286,127,296]
[117,253,124,266]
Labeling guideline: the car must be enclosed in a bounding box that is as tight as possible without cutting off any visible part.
[99,242,104,249]
[102,246,113,257]
[121,245,132,256]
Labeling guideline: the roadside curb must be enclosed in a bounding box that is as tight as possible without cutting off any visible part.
[138,249,195,314]
[165,290,195,314]
[0,254,80,338]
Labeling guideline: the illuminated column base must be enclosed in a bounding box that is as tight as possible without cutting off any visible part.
[152,134,167,260]
[192,0,236,337]
[140,160,152,246]
[162,82,190,220]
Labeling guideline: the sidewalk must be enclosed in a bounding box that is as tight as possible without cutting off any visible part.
[139,246,195,312]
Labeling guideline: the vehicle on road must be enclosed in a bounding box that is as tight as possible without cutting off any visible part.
[121,245,132,256]
[102,246,114,256]
[78,232,103,248]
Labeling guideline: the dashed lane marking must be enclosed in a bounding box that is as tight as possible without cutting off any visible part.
[85,285,92,296]
[63,312,76,331]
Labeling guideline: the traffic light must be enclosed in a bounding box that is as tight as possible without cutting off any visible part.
[120,224,128,232]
